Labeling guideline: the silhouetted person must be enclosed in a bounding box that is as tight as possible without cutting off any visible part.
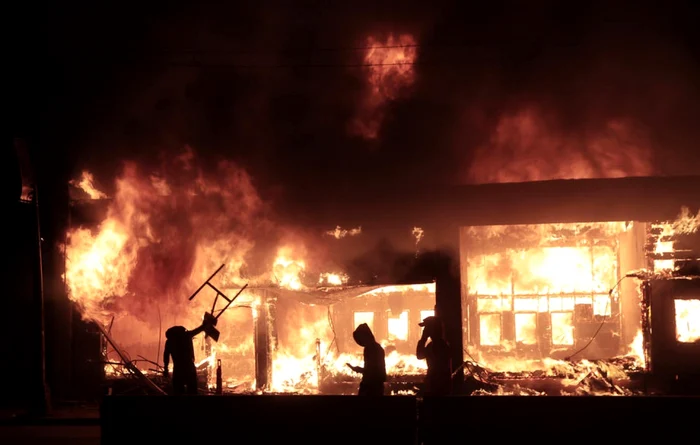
[346,323,386,396]
[163,321,208,395]
[416,316,452,396]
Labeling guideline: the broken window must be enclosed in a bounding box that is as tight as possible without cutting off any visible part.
[515,313,537,345]
[479,313,501,346]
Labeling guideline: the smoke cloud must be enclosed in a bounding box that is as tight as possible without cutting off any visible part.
[46,1,700,206]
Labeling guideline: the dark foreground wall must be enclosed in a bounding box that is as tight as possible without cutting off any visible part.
[421,396,699,441]
[101,395,417,444]
[102,395,699,444]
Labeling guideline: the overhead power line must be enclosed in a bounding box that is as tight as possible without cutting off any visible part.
[150,41,480,56]
[156,42,424,55]
[159,61,429,69]
[66,55,464,70]
[61,43,481,69]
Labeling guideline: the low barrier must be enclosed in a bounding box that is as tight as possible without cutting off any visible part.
[101,394,699,444]
[100,395,417,444]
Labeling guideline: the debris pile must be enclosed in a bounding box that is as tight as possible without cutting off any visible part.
[463,355,645,396]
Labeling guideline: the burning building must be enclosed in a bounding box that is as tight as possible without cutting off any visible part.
[461,221,634,365]
[266,282,435,394]
[63,162,700,397]
[63,164,439,396]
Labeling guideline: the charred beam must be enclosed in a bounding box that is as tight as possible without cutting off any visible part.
[254,291,274,391]
[304,175,700,229]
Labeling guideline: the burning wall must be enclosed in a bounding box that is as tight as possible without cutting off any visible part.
[643,208,700,379]
[263,283,435,394]
[63,155,440,395]
[460,222,641,370]
[459,207,700,380]
[332,284,435,360]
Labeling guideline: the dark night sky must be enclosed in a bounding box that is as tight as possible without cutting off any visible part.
[7,0,700,218]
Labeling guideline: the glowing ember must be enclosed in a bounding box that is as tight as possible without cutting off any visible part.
[674,299,700,343]
[325,226,362,239]
[412,227,424,246]
[318,272,349,286]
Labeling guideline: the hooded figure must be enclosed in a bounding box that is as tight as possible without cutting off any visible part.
[163,322,208,395]
[346,323,386,396]
[416,316,452,396]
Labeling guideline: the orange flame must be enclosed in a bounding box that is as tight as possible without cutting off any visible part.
[273,246,306,290]
[349,33,417,139]
[64,150,268,383]
[466,108,654,184]
[70,171,108,199]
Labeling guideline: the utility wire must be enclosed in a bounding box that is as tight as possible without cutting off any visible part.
[155,42,426,55]
[59,42,480,69]
[92,58,464,70]
[565,273,640,361]
[109,41,481,56]
[165,61,427,69]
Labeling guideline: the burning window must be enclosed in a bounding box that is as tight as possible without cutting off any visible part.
[479,313,502,346]
[353,311,375,333]
[477,297,512,312]
[551,312,575,346]
[388,311,409,342]
[649,207,700,273]
[674,299,700,343]
[420,310,434,321]
[514,313,537,345]
[462,222,628,363]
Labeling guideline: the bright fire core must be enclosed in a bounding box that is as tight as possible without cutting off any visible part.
[462,221,642,370]
[675,299,700,343]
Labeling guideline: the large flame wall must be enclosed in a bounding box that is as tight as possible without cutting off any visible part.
[459,222,645,370]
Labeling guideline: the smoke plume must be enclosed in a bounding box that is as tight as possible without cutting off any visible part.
[46,1,700,209]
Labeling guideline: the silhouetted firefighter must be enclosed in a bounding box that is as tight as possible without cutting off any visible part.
[346,323,387,396]
[416,316,452,396]
[163,317,214,395]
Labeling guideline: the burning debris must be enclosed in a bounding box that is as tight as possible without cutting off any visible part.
[465,355,645,396]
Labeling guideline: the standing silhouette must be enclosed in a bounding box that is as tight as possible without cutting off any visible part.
[346,323,386,396]
[416,316,452,396]
[163,320,208,395]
